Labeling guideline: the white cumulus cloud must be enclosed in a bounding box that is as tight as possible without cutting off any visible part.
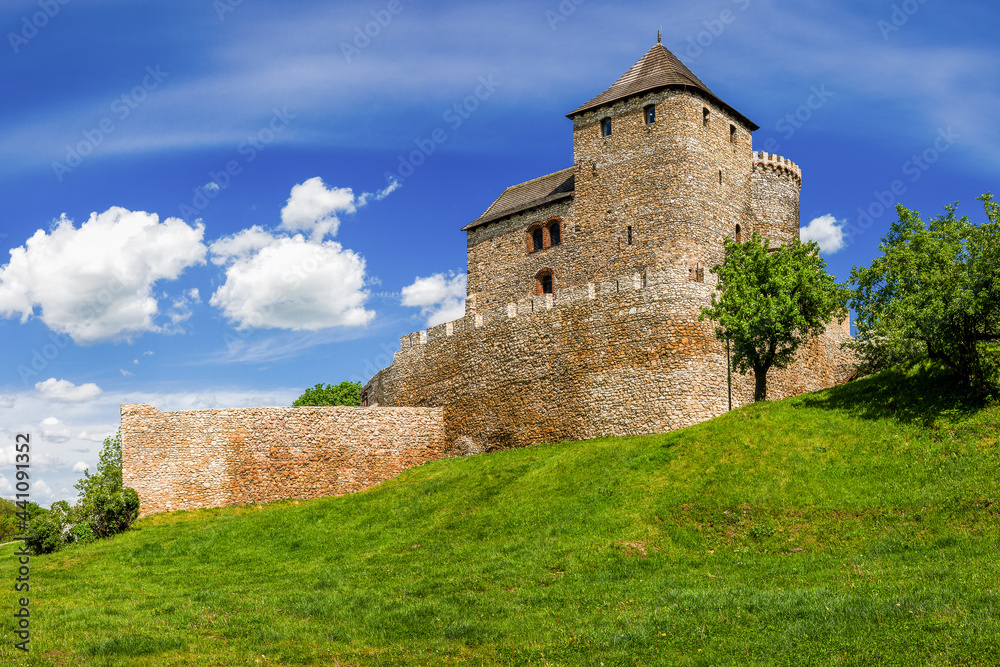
[209,233,373,330]
[0,207,207,344]
[207,226,278,264]
[33,479,53,502]
[402,272,467,327]
[35,378,102,403]
[800,214,846,254]
[280,177,357,240]
[72,462,89,473]
[41,416,73,443]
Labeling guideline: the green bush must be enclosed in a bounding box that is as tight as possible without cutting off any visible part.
[90,488,140,538]
[25,512,63,555]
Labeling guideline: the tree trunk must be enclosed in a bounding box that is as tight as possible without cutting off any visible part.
[753,366,769,402]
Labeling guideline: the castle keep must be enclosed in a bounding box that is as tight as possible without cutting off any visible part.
[362,41,854,451]
[123,42,854,516]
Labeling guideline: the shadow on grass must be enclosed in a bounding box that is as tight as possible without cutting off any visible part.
[796,363,990,427]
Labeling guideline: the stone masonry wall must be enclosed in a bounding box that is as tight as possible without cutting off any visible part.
[466,199,574,313]
[571,89,755,280]
[752,153,802,246]
[364,268,854,454]
[121,404,448,517]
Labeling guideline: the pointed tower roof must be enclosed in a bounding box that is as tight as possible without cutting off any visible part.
[567,43,758,130]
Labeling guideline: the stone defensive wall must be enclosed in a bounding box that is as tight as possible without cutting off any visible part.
[121,404,448,517]
[364,267,854,453]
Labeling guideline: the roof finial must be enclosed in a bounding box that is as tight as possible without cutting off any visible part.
[657,29,661,44]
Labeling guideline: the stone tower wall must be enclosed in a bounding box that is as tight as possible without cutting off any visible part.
[751,152,802,246]
[570,89,755,279]
[465,199,575,314]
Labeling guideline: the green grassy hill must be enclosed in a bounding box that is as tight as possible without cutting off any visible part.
[2,366,998,666]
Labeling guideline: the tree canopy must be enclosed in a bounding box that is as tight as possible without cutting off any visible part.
[293,381,362,407]
[700,232,850,402]
[849,194,1000,396]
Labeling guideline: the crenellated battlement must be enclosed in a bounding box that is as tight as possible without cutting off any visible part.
[396,268,699,354]
[752,151,802,187]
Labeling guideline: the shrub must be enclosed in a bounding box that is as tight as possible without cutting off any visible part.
[75,430,141,539]
[293,381,362,407]
[90,488,140,538]
[69,521,95,545]
[25,512,63,555]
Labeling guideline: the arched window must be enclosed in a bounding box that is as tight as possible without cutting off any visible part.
[735,224,743,243]
[549,221,560,246]
[535,269,554,296]
[532,227,544,251]
[644,105,655,124]
[601,118,612,137]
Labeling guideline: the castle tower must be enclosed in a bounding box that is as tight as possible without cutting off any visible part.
[751,152,802,247]
[566,42,760,281]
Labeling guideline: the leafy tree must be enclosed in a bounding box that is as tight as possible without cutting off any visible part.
[0,498,24,543]
[293,381,362,407]
[700,232,850,402]
[73,429,140,539]
[849,194,1000,396]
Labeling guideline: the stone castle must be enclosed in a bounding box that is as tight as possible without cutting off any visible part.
[123,41,854,516]
[361,40,854,451]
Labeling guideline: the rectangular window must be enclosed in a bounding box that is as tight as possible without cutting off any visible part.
[627,226,633,245]
[730,125,737,143]
[703,108,710,127]
[644,105,655,124]
[601,118,612,137]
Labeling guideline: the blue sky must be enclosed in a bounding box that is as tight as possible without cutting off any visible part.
[1,0,997,506]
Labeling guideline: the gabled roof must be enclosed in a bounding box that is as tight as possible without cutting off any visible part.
[567,43,758,130]
[463,167,575,231]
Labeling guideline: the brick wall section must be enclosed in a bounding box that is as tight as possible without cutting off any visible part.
[121,404,447,517]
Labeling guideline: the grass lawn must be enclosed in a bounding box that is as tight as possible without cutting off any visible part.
[1,365,998,665]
